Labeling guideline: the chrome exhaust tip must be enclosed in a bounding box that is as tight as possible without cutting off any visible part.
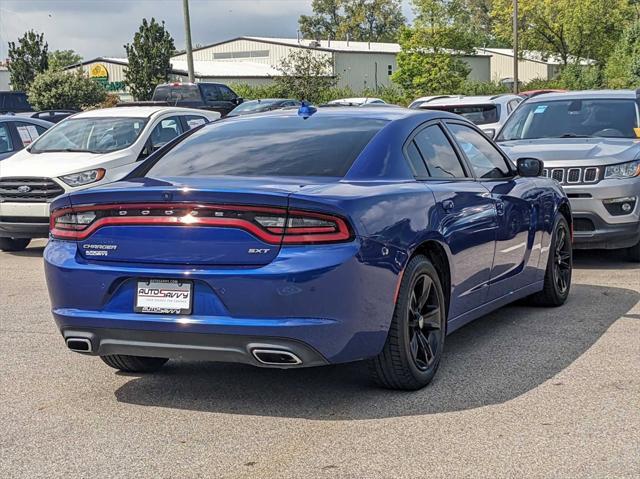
[66,337,92,353]
[252,349,302,366]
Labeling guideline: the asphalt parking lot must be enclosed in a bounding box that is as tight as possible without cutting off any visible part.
[1,240,639,478]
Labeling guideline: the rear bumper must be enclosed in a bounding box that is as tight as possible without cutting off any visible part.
[45,238,401,365]
[60,327,329,368]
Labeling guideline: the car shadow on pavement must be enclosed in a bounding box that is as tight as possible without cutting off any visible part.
[573,249,637,270]
[114,283,639,419]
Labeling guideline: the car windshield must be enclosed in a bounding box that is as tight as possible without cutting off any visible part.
[421,104,499,125]
[153,85,201,101]
[30,117,147,154]
[144,115,388,177]
[497,98,640,140]
[231,100,281,113]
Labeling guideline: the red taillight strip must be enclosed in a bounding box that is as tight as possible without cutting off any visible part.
[50,203,353,244]
[51,215,285,243]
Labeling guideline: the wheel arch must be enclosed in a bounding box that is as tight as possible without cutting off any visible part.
[410,239,452,323]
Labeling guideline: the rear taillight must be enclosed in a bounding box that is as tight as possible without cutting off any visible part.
[50,203,353,244]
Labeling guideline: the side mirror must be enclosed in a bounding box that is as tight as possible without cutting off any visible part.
[517,158,544,177]
[482,128,496,139]
[233,97,244,105]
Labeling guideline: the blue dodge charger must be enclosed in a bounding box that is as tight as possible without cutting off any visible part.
[44,107,572,390]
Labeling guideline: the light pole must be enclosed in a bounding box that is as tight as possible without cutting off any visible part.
[182,0,195,83]
[513,0,519,94]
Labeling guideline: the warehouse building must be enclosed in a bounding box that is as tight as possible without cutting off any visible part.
[65,37,590,100]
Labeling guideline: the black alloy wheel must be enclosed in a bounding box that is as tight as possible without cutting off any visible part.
[407,273,443,371]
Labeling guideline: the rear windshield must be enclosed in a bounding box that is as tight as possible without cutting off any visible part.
[421,104,499,125]
[153,84,201,101]
[144,115,388,177]
[498,98,640,140]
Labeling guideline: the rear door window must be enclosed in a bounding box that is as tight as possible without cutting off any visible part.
[150,116,184,148]
[144,116,388,177]
[0,124,12,153]
[14,121,44,147]
[413,125,467,178]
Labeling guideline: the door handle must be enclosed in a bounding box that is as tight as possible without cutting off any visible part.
[495,200,505,216]
[442,199,455,211]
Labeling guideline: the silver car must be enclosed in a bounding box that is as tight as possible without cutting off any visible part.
[497,90,640,261]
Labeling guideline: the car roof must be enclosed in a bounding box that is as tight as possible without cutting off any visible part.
[420,94,520,106]
[70,106,211,119]
[226,105,457,122]
[526,89,638,102]
[0,115,53,127]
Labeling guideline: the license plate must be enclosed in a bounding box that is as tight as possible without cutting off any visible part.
[135,279,193,315]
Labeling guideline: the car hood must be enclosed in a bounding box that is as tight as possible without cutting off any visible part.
[497,138,640,167]
[0,148,135,178]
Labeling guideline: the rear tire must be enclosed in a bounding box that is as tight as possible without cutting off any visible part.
[627,240,640,263]
[369,255,446,390]
[100,355,168,373]
[529,215,572,306]
[0,237,30,252]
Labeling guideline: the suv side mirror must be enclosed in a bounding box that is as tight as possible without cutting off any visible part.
[233,97,244,105]
[517,158,544,177]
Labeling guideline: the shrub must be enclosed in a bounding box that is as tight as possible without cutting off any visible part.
[28,70,107,110]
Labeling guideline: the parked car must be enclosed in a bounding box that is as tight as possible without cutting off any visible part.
[227,98,300,117]
[519,89,566,99]
[0,115,53,161]
[415,94,524,139]
[30,109,78,124]
[408,95,455,109]
[496,90,640,261]
[44,107,572,390]
[327,97,386,106]
[0,106,219,251]
[0,90,77,122]
[151,82,243,117]
[0,91,33,114]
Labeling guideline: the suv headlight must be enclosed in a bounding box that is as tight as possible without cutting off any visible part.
[59,168,106,187]
[604,160,640,179]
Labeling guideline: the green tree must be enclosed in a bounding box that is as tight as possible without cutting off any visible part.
[7,30,49,91]
[27,70,106,110]
[274,49,338,102]
[605,20,640,88]
[492,0,632,65]
[299,0,405,42]
[392,0,475,97]
[124,18,175,100]
[48,50,83,71]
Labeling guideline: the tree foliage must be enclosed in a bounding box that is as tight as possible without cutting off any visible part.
[48,50,83,71]
[27,70,106,110]
[7,30,49,92]
[392,1,475,97]
[123,18,175,100]
[299,0,405,42]
[605,20,640,88]
[492,0,632,65]
[274,49,338,102]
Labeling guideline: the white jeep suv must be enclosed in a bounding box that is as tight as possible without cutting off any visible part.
[0,106,219,251]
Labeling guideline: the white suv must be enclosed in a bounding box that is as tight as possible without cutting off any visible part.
[411,94,523,139]
[0,106,219,251]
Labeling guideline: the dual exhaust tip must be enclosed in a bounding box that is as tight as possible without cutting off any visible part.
[66,337,92,353]
[252,348,302,366]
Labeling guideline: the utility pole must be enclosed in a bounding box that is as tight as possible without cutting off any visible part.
[513,0,519,94]
[182,0,195,83]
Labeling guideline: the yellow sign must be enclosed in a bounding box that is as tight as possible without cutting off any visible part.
[89,63,109,82]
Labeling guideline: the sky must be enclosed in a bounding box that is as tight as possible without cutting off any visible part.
[0,0,415,61]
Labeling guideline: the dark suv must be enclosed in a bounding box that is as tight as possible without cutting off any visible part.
[152,82,243,117]
[0,91,34,114]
